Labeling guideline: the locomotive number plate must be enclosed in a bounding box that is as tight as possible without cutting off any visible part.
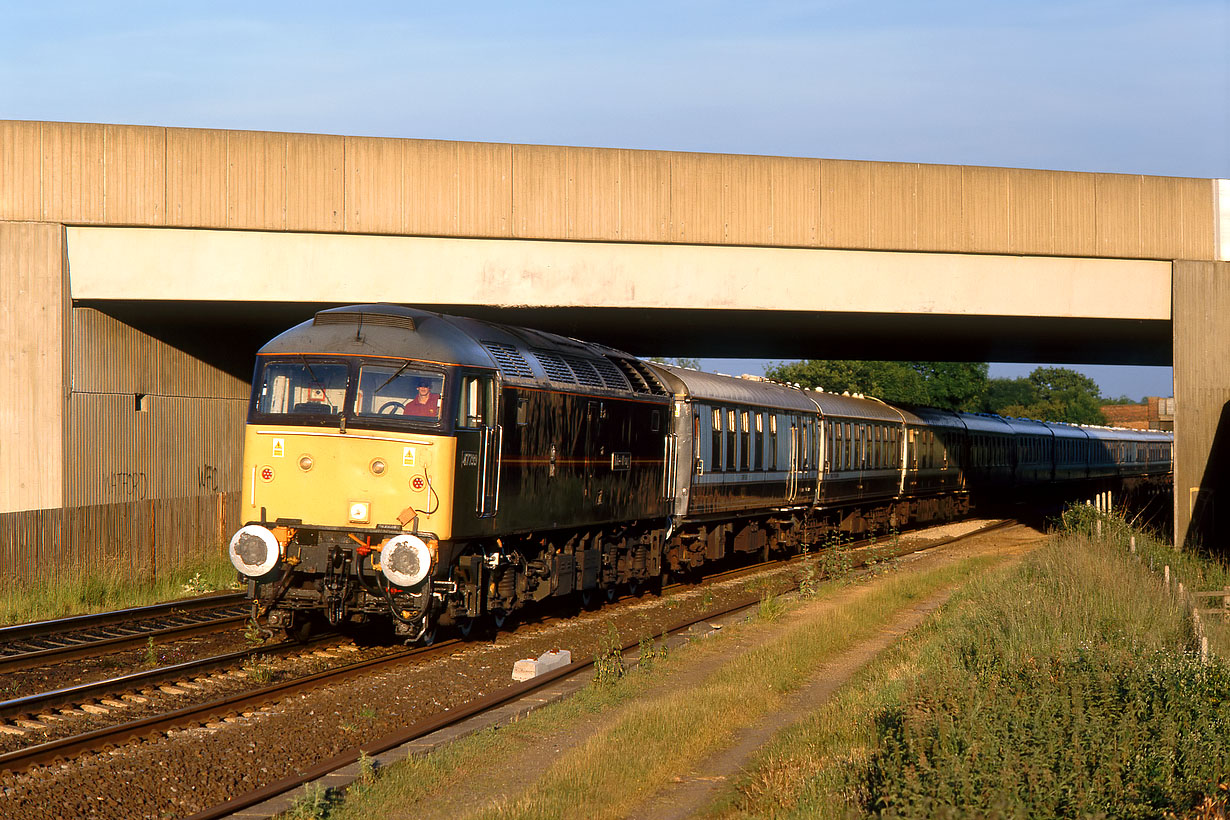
[611,452,632,471]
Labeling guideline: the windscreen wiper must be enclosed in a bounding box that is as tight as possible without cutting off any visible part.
[374,361,412,394]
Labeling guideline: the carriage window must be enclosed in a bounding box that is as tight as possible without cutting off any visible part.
[354,362,446,423]
[727,410,737,471]
[741,411,751,471]
[769,415,778,470]
[756,414,765,471]
[712,408,723,473]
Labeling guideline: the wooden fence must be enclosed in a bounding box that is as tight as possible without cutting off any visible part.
[0,493,239,585]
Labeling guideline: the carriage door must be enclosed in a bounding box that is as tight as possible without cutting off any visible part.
[787,416,800,502]
[457,371,500,517]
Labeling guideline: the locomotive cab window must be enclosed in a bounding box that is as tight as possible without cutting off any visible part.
[255,358,349,418]
[354,362,445,422]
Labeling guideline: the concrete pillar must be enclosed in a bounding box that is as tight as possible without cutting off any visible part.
[0,221,67,512]
[1173,260,1230,550]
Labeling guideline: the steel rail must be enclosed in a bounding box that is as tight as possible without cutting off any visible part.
[0,633,340,723]
[0,612,251,675]
[0,640,458,774]
[0,593,247,645]
[184,518,1023,820]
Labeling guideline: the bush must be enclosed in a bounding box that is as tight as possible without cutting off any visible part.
[862,648,1230,819]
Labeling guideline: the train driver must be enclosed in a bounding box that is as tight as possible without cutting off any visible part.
[403,378,441,418]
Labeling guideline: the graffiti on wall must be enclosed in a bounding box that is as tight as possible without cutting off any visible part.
[105,471,149,501]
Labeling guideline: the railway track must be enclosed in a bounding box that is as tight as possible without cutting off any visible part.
[187,520,1023,819]
[0,593,249,675]
[0,519,1018,807]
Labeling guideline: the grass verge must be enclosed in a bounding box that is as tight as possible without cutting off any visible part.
[708,510,1230,819]
[321,550,1006,820]
[0,552,240,626]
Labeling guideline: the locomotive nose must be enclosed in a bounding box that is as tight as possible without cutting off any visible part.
[228,525,281,577]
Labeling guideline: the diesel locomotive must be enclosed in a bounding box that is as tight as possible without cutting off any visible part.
[227,304,1172,641]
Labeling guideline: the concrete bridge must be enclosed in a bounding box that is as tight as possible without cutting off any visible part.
[1,121,1226,544]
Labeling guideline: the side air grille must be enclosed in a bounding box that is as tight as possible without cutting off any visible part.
[313,311,416,331]
[559,354,605,388]
[532,351,577,384]
[481,341,535,379]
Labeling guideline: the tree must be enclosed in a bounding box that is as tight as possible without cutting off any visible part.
[983,377,1036,414]
[990,367,1106,425]
[911,362,989,412]
[764,360,987,412]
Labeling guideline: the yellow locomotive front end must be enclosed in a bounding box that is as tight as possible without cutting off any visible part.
[227,327,474,642]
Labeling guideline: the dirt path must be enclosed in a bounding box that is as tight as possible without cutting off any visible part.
[623,522,1046,820]
[397,522,1046,820]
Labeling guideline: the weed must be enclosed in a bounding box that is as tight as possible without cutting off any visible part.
[798,545,819,598]
[593,624,626,686]
[819,540,852,579]
[758,589,787,622]
[180,572,214,595]
[243,617,266,646]
[142,636,158,667]
[286,781,334,820]
[637,634,668,673]
[243,654,275,685]
[701,590,715,609]
[358,705,377,721]
[357,751,376,783]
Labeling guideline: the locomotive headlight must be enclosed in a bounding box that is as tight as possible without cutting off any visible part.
[228,525,281,578]
[348,501,370,523]
[369,458,387,476]
[298,454,314,472]
[379,534,433,588]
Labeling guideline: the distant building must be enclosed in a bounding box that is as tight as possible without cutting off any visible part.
[1100,396,1174,431]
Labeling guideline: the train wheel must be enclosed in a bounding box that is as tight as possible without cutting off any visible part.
[580,589,597,609]
[628,578,642,596]
[457,617,477,639]
[606,585,617,602]
[492,610,509,629]
[419,625,437,646]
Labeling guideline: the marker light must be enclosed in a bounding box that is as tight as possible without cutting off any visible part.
[348,501,370,523]
[370,458,387,476]
[298,454,314,472]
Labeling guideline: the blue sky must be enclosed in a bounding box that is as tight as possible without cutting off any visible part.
[3,0,1227,398]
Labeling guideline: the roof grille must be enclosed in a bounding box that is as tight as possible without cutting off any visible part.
[481,341,535,379]
[560,354,605,388]
[532,351,577,384]
[313,311,416,331]
[591,357,632,391]
[612,358,668,395]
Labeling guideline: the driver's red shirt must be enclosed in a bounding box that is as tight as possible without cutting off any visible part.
[403,393,440,418]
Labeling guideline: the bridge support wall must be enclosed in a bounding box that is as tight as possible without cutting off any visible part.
[1174,260,1230,550]
[0,221,66,513]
